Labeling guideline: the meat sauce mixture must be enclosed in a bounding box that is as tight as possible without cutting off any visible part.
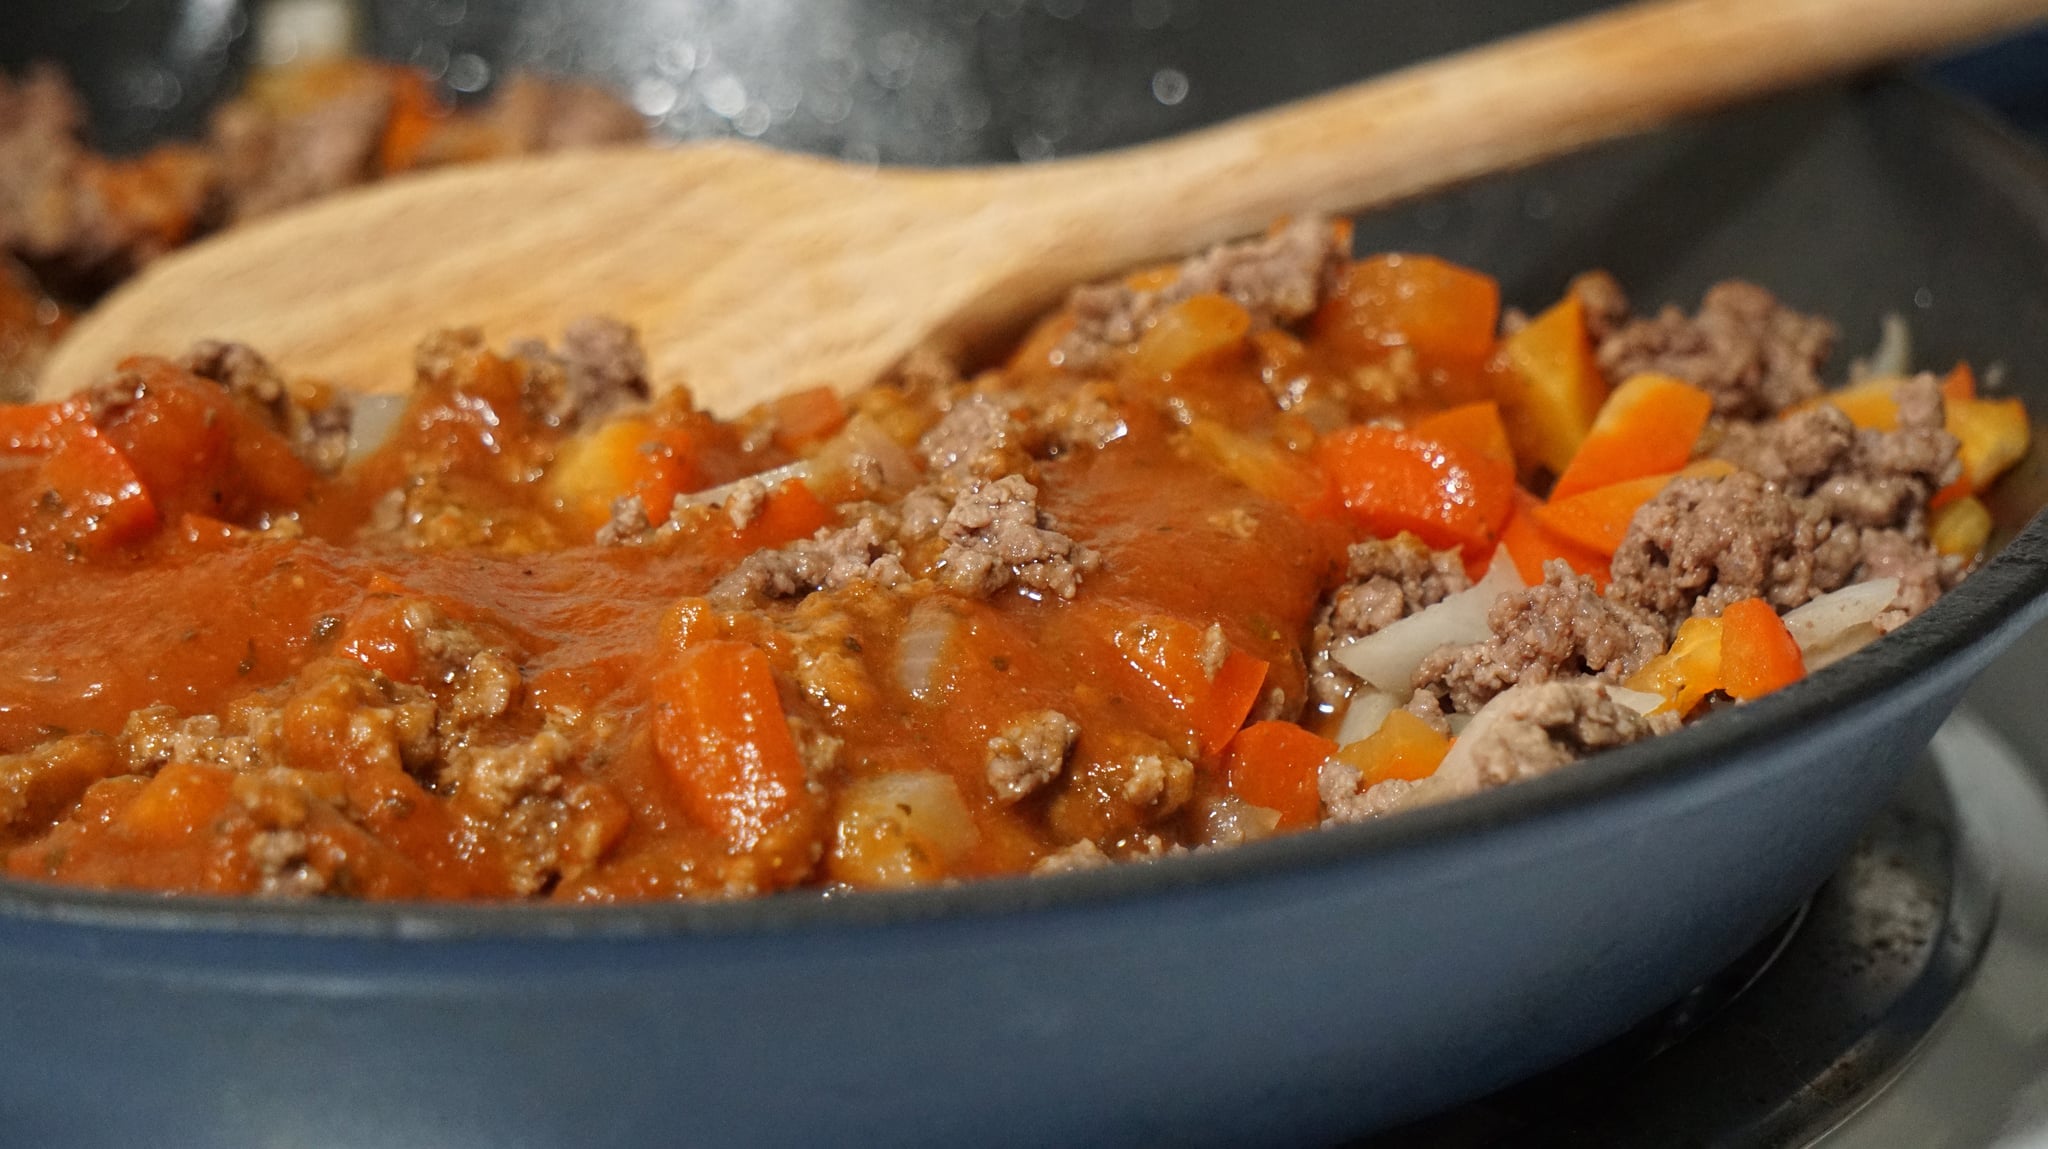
[0,72,2034,904]
[0,59,646,400]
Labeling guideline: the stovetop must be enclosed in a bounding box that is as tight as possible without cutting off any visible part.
[1354,622,2048,1148]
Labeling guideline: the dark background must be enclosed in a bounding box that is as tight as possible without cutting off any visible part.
[8,0,2048,162]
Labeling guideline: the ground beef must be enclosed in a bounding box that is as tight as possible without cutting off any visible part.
[510,316,652,428]
[178,339,354,473]
[711,515,911,603]
[0,65,219,291]
[1057,216,1345,371]
[933,474,1100,600]
[1411,564,1667,716]
[207,68,390,222]
[919,392,1028,480]
[1033,839,1111,875]
[1568,270,1632,341]
[1597,281,1836,419]
[1323,679,1673,823]
[1306,534,1470,708]
[1649,375,1961,626]
[985,710,1080,803]
[1609,470,1826,620]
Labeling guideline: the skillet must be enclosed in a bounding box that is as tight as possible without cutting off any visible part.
[5,3,2048,1146]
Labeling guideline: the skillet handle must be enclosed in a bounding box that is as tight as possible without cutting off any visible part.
[1069,0,2048,248]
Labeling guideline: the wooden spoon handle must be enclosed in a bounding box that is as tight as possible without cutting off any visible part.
[1026,0,2048,264]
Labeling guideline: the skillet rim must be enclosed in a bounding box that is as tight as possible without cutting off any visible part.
[2,74,2046,944]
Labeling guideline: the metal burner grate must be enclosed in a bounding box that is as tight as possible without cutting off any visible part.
[1356,749,1998,1149]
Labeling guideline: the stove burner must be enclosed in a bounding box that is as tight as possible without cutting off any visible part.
[1357,753,1998,1148]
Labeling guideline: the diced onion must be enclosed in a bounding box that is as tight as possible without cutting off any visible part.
[812,415,919,494]
[344,394,405,464]
[1335,688,1400,746]
[673,461,812,508]
[1189,793,1283,849]
[1852,313,1913,380]
[895,599,960,701]
[1332,547,1524,697]
[1606,685,1665,716]
[827,771,978,888]
[1783,579,1898,670]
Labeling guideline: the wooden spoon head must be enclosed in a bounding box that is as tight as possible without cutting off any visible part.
[36,142,1045,414]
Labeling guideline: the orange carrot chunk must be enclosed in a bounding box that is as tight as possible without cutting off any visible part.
[1528,471,1675,556]
[1315,253,1501,366]
[768,386,850,453]
[1315,422,1516,555]
[1719,597,1805,701]
[1501,489,1611,586]
[1113,617,1271,759]
[1496,293,1608,477]
[1550,374,1713,500]
[1224,722,1339,829]
[651,640,816,853]
[1335,708,1453,789]
[1625,615,1724,716]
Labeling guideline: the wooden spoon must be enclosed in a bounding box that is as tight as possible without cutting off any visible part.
[38,0,2048,411]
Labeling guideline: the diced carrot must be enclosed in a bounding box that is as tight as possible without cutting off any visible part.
[1334,708,1452,788]
[1550,374,1713,500]
[1719,597,1805,701]
[650,640,818,853]
[731,480,837,551]
[1496,294,1609,476]
[37,421,160,554]
[1129,293,1253,377]
[1412,400,1517,476]
[119,761,235,844]
[1625,615,1724,716]
[1931,495,1993,559]
[338,596,422,683]
[378,68,446,174]
[1529,471,1674,556]
[1315,423,1516,554]
[1316,254,1501,366]
[1501,489,1610,586]
[1947,394,2031,497]
[547,417,706,528]
[1202,650,1271,758]
[96,365,314,515]
[1819,376,1905,432]
[1223,722,1338,829]
[1942,362,1978,405]
[768,386,850,454]
[0,401,69,452]
[1112,616,1270,758]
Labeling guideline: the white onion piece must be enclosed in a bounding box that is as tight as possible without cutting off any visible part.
[1606,685,1666,716]
[1446,712,1474,737]
[673,461,812,508]
[1335,688,1400,746]
[813,415,919,494]
[343,394,405,465]
[1332,547,1524,696]
[1783,578,1898,670]
[827,772,978,887]
[895,599,960,701]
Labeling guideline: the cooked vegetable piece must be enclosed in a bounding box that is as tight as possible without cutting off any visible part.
[1942,362,1977,405]
[1943,394,2031,503]
[650,640,819,856]
[1501,489,1610,586]
[1529,472,1675,556]
[548,417,705,528]
[1224,722,1338,829]
[1496,294,1609,477]
[1317,254,1500,365]
[1626,615,1725,716]
[1113,617,1270,757]
[1550,374,1713,500]
[1719,598,1805,701]
[1931,495,1993,559]
[1131,293,1254,377]
[768,387,850,453]
[1334,708,1452,789]
[1316,422,1515,555]
[31,420,160,554]
[1186,421,1336,520]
